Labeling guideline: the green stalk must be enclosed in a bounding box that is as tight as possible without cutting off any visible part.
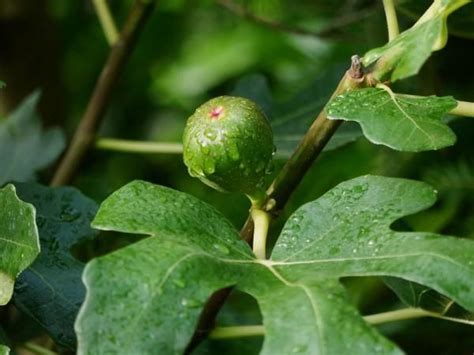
[23,342,58,355]
[96,138,183,154]
[208,307,474,339]
[210,325,265,339]
[92,0,120,45]
[250,208,271,259]
[450,100,474,117]
[382,0,399,41]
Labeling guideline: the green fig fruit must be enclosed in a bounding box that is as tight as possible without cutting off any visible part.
[183,96,274,201]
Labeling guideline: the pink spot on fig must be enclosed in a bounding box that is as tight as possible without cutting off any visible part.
[209,106,224,120]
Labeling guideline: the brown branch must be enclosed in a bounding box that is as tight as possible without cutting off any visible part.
[216,0,380,39]
[185,56,366,353]
[50,0,155,186]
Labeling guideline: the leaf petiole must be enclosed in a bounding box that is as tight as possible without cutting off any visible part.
[450,100,474,118]
[382,0,399,41]
[251,208,271,259]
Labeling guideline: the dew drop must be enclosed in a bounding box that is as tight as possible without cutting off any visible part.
[212,243,230,255]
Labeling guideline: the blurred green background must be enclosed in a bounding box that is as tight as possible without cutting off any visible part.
[0,0,473,353]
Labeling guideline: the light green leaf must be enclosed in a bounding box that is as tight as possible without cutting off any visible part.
[0,184,40,305]
[13,183,98,350]
[0,91,65,186]
[0,345,8,355]
[78,176,474,354]
[326,88,457,152]
[363,0,470,81]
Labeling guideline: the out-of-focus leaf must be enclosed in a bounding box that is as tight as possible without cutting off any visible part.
[0,327,9,355]
[13,183,98,350]
[0,345,8,355]
[399,1,474,39]
[326,88,457,151]
[232,70,363,159]
[0,91,65,186]
[363,0,470,81]
[0,184,40,305]
[384,277,474,325]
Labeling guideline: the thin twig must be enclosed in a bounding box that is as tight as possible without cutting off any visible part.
[23,342,58,355]
[216,0,380,39]
[208,307,474,339]
[185,56,367,353]
[51,0,155,186]
[96,138,183,154]
[382,0,400,41]
[92,0,120,45]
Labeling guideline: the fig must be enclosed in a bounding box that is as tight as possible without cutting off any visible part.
[183,96,274,201]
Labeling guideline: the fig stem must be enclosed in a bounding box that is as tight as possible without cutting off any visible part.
[251,208,271,259]
[450,100,474,117]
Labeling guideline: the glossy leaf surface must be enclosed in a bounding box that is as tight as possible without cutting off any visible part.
[0,185,39,305]
[326,88,457,151]
[13,183,98,349]
[77,177,474,354]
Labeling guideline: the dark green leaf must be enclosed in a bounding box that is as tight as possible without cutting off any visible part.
[76,181,253,354]
[271,176,474,311]
[12,183,98,350]
[0,184,40,305]
[326,88,457,151]
[0,91,65,186]
[78,176,474,354]
[0,327,9,355]
[232,71,363,159]
[383,277,474,325]
[363,0,470,81]
[240,272,400,355]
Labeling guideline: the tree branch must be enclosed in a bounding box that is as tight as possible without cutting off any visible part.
[50,0,155,186]
[185,55,367,353]
[216,0,380,39]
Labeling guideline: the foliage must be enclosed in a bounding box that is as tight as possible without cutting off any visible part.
[326,88,457,151]
[0,0,473,354]
[0,185,39,305]
[77,176,474,353]
[0,92,65,186]
[13,183,98,350]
